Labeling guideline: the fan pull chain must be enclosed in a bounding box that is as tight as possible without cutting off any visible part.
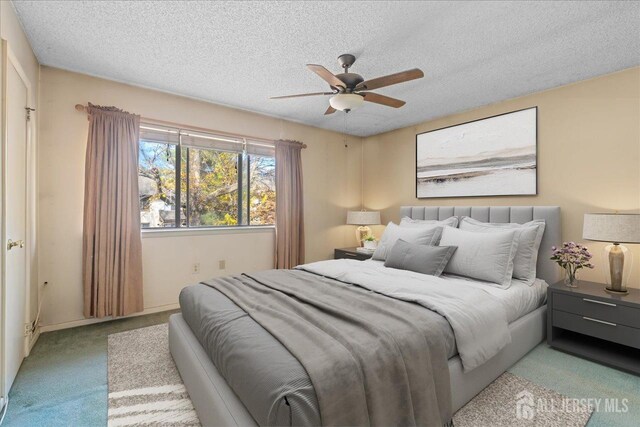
[343,113,348,148]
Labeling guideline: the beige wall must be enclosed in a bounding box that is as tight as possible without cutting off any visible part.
[34,63,640,328]
[38,66,362,328]
[363,67,640,287]
[1,1,40,334]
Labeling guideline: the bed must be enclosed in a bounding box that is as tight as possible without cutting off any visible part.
[169,205,561,426]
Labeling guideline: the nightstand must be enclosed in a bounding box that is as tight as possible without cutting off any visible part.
[334,247,373,261]
[547,280,640,375]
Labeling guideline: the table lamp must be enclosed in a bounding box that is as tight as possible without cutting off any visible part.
[583,213,640,295]
[347,210,381,246]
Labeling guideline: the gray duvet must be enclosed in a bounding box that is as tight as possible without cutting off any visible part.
[181,269,456,426]
[180,282,321,426]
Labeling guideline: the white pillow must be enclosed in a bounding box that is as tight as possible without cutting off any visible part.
[459,217,545,285]
[439,226,519,289]
[400,216,459,228]
[372,222,443,261]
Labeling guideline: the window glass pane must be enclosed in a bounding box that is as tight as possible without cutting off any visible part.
[178,146,187,227]
[139,140,177,228]
[238,151,249,226]
[249,155,276,225]
[139,124,277,230]
[187,148,239,227]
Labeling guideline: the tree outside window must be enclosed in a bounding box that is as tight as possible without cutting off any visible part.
[138,124,275,229]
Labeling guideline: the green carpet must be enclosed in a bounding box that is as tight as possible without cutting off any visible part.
[4,310,639,426]
[509,344,640,427]
[3,310,178,427]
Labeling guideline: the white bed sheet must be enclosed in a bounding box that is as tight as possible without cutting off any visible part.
[365,260,547,323]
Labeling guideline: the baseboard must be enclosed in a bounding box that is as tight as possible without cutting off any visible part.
[26,326,41,356]
[39,303,180,333]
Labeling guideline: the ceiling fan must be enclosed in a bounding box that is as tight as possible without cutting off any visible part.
[270,54,424,115]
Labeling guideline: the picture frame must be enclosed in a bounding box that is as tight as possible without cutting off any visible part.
[415,107,538,199]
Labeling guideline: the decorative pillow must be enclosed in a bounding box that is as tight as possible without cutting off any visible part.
[372,222,443,261]
[459,217,546,285]
[439,226,519,289]
[400,216,459,228]
[384,239,457,276]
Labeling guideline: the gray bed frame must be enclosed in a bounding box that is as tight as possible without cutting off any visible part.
[169,205,561,426]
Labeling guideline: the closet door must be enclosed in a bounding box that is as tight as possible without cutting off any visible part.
[2,43,30,396]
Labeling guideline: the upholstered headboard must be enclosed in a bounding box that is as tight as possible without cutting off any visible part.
[400,206,562,284]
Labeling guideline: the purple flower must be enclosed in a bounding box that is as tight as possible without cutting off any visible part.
[550,242,595,273]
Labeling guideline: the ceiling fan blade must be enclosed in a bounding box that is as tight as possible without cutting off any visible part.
[362,92,406,108]
[270,92,334,99]
[356,68,424,91]
[324,105,337,115]
[307,64,346,89]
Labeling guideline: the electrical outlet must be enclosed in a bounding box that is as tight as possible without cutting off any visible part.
[24,323,32,337]
[192,263,200,274]
[219,260,226,270]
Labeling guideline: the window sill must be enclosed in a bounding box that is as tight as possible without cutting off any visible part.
[141,225,275,238]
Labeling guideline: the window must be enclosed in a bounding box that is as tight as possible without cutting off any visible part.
[138,123,275,229]
[248,154,276,225]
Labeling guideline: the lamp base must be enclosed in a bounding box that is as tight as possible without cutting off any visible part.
[602,243,632,296]
[605,287,629,296]
[355,226,372,246]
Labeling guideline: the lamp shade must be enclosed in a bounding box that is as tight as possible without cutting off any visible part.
[347,210,381,226]
[583,213,640,244]
[329,94,364,112]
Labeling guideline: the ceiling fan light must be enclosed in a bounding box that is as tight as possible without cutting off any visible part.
[329,93,364,112]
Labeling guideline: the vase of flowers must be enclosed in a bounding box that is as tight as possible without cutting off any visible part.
[550,242,594,287]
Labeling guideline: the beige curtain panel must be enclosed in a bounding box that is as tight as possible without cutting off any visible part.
[275,139,305,269]
[83,103,144,318]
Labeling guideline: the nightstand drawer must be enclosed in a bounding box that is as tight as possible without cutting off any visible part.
[334,249,372,261]
[338,251,362,260]
[552,310,640,349]
[554,293,640,329]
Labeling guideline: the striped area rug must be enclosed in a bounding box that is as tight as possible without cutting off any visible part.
[108,324,200,426]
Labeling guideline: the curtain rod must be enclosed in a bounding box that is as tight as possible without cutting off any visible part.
[74,104,307,148]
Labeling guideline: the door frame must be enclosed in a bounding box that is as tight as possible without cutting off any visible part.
[0,39,37,403]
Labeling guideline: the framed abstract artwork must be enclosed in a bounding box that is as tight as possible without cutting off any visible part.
[416,107,537,198]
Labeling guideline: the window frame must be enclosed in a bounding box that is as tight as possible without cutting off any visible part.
[138,123,275,231]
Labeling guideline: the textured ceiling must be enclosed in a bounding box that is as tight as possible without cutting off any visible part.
[13,1,640,136]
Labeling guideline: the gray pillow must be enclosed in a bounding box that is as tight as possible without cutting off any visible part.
[384,239,457,276]
[439,226,519,289]
[459,217,545,285]
[372,222,443,261]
